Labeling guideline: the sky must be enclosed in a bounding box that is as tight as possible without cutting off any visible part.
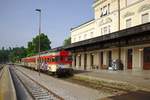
[0,0,94,49]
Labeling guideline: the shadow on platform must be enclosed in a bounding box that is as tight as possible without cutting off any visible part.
[101,90,150,100]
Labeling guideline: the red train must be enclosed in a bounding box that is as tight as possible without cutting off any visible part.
[21,50,73,76]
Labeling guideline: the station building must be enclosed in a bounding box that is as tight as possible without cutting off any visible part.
[65,0,150,71]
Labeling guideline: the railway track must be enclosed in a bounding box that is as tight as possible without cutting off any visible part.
[0,65,4,79]
[10,67,64,100]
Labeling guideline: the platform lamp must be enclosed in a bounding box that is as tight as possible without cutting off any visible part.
[35,9,41,76]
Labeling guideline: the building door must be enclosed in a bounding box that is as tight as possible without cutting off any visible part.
[84,53,87,70]
[108,51,112,67]
[100,52,103,69]
[91,54,94,68]
[79,55,81,67]
[143,47,150,70]
[127,49,132,69]
[74,55,76,67]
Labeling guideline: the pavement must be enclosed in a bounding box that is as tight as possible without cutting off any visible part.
[0,65,16,100]
[73,69,150,92]
[15,66,116,100]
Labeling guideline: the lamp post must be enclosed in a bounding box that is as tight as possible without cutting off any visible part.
[118,0,122,69]
[35,9,41,76]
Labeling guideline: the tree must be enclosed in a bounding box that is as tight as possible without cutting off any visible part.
[0,46,27,63]
[63,37,71,46]
[27,33,51,56]
[0,47,9,63]
[9,47,27,62]
[27,41,35,56]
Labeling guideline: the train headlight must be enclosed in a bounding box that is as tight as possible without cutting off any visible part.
[59,64,65,69]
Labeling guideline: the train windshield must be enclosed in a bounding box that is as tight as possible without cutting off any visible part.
[62,56,72,62]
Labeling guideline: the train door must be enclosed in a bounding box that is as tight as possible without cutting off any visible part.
[127,49,132,69]
[143,47,150,70]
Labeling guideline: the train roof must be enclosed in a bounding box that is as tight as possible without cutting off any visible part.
[22,46,66,59]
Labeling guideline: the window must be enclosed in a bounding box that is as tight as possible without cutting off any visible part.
[91,32,93,37]
[47,58,49,62]
[79,36,81,41]
[142,13,149,24]
[126,0,138,6]
[101,28,103,35]
[104,26,107,34]
[100,4,110,17]
[108,3,110,14]
[101,25,111,35]
[69,56,73,61]
[126,18,132,28]
[55,56,60,62]
[52,57,55,62]
[108,25,111,33]
[84,34,87,39]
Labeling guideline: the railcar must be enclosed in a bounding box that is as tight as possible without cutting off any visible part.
[21,50,73,76]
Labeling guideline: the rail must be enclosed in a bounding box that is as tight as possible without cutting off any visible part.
[11,67,64,100]
[0,65,4,80]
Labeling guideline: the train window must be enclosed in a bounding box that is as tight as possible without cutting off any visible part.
[68,56,72,61]
[49,58,51,62]
[64,57,68,61]
[55,56,60,62]
[50,58,52,62]
[52,57,55,62]
[60,56,64,61]
[46,58,48,62]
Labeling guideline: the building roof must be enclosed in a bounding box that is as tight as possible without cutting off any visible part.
[65,22,150,50]
[70,19,94,31]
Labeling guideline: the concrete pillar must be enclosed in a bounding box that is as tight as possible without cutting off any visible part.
[72,54,75,68]
[139,48,143,70]
[133,47,143,71]
[121,48,127,70]
[76,54,79,69]
[112,48,119,60]
[93,52,100,69]
[103,51,108,69]
[87,53,91,70]
[81,53,84,70]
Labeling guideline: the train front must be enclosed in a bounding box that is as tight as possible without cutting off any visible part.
[56,50,73,76]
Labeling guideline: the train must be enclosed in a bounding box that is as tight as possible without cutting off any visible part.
[21,49,73,76]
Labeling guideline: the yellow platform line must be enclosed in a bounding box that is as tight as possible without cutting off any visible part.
[0,66,16,100]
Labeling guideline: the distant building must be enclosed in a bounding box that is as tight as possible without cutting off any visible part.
[66,0,150,71]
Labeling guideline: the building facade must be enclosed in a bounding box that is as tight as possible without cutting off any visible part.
[66,0,150,71]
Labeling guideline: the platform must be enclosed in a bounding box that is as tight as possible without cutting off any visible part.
[0,65,16,100]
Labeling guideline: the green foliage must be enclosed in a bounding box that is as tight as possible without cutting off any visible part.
[9,47,27,62]
[63,37,71,46]
[0,46,27,63]
[0,47,10,63]
[27,33,51,56]
[0,33,51,63]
